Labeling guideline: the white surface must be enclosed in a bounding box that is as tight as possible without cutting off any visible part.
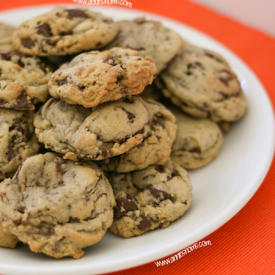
[189,0,275,38]
[0,5,274,275]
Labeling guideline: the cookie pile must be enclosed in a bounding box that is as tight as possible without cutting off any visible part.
[0,7,247,259]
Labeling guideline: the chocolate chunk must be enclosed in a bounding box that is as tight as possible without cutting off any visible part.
[57,78,67,86]
[114,195,138,219]
[145,184,170,200]
[13,91,31,109]
[171,170,180,177]
[78,84,85,91]
[138,215,151,230]
[117,72,124,80]
[21,38,35,49]
[59,30,73,36]
[189,147,201,154]
[36,23,52,36]
[135,127,145,135]
[56,162,66,175]
[103,56,118,65]
[58,180,64,186]
[96,41,103,48]
[155,166,165,173]
[102,149,109,158]
[7,150,13,161]
[13,220,21,226]
[219,77,233,86]
[119,106,135,120]
[0,52,22,61]
[66,9,88,19]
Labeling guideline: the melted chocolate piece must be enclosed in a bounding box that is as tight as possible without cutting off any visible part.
[57,78,67,86]
[13,91,31,109]
[189,147,201,154]
[56,162,66,175]
[59,30,73,36]
[102,149,109,158]
[103,56,118,65]
[138,215,151,230]
[135,127,145,135]
[155,166,165,173]
[21,38,35,49]
[78,84,85,91]
[119,106,135,120]
[7,150,13,161]
[117,72,124,80]
[37,23,52,36]
[96,41,103,48]
[114,194,138,219]
[66,9,88,19]
[17,205,26,213]
[145,184,170,200]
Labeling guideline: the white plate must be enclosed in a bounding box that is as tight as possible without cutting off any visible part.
[0,5,274,275]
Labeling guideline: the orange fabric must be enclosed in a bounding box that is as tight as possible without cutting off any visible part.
[1,1,275,274]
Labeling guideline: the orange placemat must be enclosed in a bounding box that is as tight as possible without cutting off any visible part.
[1,1,275,274]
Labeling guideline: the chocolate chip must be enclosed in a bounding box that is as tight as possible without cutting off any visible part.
[189,147,201,154]
[145,184,170,200]
[138,215,151,230]
[119,106,135,120]
[102,149,109,158]
[122,97,133,104]
[59,30,73,36]
[117,72,124,80]
[78,84,85,91]
[58,181,64,186]
[7,150,13,161]
[66,9,88,19]
[114,195,138,219]
[155,166,165,173]
[96,41,103,48]
[103,56,118,65]
[21,38,35,49]
[203,102,209,108]
[219,77,233,86]
[0,68,2,76]
[13,91,31,109]
[135,127,145,135]
[171,170,180,177]
[36,23,52,36]
[57,78,67,86]
[0,52,22,61]
[205,52,223,63]
[12,220,21,226]
[56,163,66,175]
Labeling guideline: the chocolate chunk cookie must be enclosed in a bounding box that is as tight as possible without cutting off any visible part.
[0,153,115,258]
[0,108,40,179]
[0,222,18,248]
[49,48,157,108]
[99,100,177,172]
[0,23,15,52]
[107,161,192,238]
[12,8,119,56]
[169,105,223,169]
[157,41,247,121]
[104,17,182,73]
[34,96,150,161]
[0,52,51,110]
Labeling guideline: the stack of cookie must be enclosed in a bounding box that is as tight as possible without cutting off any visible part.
[0,8,195,258]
